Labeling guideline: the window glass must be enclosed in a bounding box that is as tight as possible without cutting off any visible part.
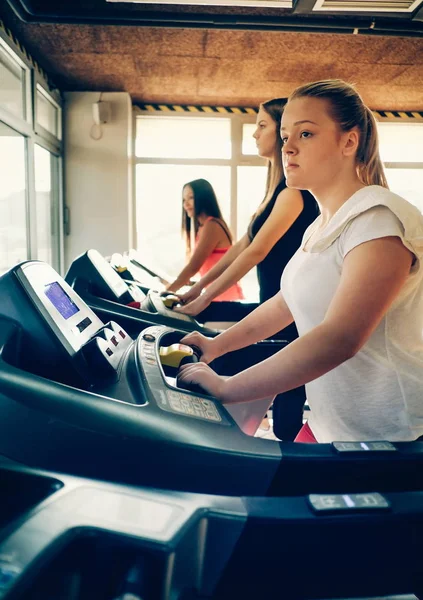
[35,145,59,266]
[385,168,423,214]
[136,116,231,159]
[242,123,258,155]
[0,122,28,273]
[378,123,423,163]
[36,86,59,137]
[237,166,268,301]
[0,45,25,119]
[136,164,231,278]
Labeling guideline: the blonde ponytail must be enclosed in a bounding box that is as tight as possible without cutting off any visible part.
[356,106,388,188]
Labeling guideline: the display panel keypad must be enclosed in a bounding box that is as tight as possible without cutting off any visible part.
[158,390,222,422]
[139,327,226,425]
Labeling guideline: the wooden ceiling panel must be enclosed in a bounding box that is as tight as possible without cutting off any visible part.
[130,77,201,98]
[56,53,136,75]
[204,30,422,65]
[135,56,202,80]
[390,64,423,85]
[307,34,422,65]
[19,23,101,54]
[199,58,273,82]
[198,78,288,101]
[1,0,422,111]
[266,60,344,84]
[358,86,423,111]
[267,61,408,85]
[101,26,207,56]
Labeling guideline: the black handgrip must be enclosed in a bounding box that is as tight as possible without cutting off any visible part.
[179,354,198,367]
[176,374,208,396]
[189,345,203,360]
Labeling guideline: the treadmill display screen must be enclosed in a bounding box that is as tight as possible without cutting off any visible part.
[44,282,80,320]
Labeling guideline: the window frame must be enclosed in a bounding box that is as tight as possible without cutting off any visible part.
[0,34,31,125]
[0,27,64,274]
[135,109,265,239]
[34,77,63,147]
[376,119,423,212]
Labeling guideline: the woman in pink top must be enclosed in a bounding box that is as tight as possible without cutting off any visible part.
[166,179,243,301]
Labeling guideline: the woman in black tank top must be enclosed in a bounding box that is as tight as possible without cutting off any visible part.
[176,99,319,440]
[177,99,318,316]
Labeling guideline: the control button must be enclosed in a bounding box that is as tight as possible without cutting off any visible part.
[119,330,126,339]
[111,336,118,346]
[105,348,113,357]
[206,409,221,422]
[333,441,396,453]
[143,333,156,342]
[201,399,214,409]
[308,492,390,514]
[75,317,92,333]
[169,397,182,411]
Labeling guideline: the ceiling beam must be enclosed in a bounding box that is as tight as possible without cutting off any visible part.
[4,0,423,36]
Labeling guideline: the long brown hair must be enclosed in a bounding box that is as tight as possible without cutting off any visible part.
[289,79,388,188]
[260,97,286,206]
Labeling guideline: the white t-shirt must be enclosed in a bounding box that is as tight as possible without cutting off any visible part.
[281,185,423,443]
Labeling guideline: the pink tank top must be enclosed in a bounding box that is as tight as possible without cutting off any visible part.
[196,217,244,301]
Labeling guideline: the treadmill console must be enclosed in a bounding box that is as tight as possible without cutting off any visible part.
[142,326,272,435]
[1,261,132,386]
[17,261,104,354]
[66,249,145,305]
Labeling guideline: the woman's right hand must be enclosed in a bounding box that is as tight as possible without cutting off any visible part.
[178,283,203,305]
[180,331,219,364]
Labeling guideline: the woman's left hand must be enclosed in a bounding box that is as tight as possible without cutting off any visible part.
[178,363,228,400]
[174,293,212,316]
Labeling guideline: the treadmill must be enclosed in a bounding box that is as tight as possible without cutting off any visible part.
[0,460,422,599]
[65,249,268,339]
[0,261,423,599]
[112,247,261,326]
[0,260,422,498]
[110,248,179,291]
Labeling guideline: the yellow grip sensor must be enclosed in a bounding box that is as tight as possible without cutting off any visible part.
[159,344,198,368]
[162,294,180,309]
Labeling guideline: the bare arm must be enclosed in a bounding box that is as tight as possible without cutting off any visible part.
[177,187,304,314]
[179,237,413,403]
[166,221,227,292]
[177,234,250,302]
[180,292,294,364]
[211,292,293,357]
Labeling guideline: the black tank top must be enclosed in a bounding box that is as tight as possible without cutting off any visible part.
[248,179,319,303]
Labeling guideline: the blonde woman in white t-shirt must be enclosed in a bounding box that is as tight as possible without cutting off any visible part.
[177,79,423,443]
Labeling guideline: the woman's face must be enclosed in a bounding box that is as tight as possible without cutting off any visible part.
[281,96,347,193]
[183,185,195,218]
[252,107,278,160]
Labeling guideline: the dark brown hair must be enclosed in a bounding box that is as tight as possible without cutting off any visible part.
[181,178,230,252]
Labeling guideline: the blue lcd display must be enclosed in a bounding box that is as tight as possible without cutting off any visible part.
[44,282,80,320]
